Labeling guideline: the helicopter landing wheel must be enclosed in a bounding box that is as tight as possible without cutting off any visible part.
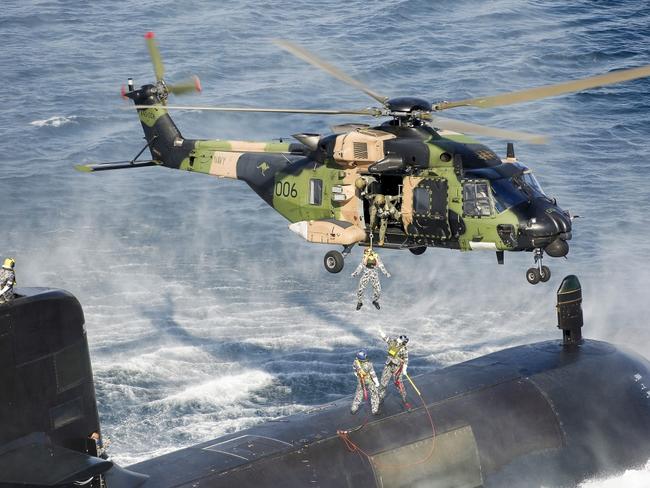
[324,250,345,274]
[539,265,551,283]
[526,267,541,285]
[409,246,427,256]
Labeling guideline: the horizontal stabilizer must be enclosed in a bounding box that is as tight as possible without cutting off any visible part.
[0,433,112,485]
[75,160,160,172]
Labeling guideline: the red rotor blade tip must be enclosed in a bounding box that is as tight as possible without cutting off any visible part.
[120,85,126,98]
[144,32,155,39]
[194,76,202,92]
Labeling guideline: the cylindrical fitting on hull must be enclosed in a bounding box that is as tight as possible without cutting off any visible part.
[557,275,583,345]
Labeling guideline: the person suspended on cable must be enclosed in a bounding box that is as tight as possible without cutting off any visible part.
[351,247,390,310]
[350,350,381,416]
[0,258,16,304]
[378,330,411,410]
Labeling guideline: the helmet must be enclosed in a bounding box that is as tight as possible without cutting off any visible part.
[374,194,386,205]
[355,177,367,190]
[2,258,15,270]
[398,335,409,345]
[356,350,367,361]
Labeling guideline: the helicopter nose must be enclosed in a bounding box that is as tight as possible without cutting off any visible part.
[522,203,572,256]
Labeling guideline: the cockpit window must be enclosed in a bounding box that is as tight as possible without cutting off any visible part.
[490,172,547,213]
[490,179,527,213]
[463,181,492,217]
[522,172,545,195]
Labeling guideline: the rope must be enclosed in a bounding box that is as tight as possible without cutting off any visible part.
[336,375,436,470]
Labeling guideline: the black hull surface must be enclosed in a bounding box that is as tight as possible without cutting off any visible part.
[128,340,650,488]
[1,287,649,488]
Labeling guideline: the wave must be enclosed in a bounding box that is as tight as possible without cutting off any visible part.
[578,460,650,488]
[29,115,77,127]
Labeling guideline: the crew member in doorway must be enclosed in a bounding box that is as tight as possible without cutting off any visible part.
[369,194,401,246]
[351,247,390,310]
[350,350,381,416]
[378,330,411,410]
[0,258,16,304]
[354,176,378,199]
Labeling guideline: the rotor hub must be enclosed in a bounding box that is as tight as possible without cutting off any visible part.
[385,97,431,113]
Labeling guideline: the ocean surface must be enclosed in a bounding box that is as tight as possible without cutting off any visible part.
[2,1,650,485]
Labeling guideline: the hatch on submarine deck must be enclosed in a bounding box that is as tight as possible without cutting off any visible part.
[1,278,649,488]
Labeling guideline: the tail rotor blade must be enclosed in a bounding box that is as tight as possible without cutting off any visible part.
[145,32,165,81]
[167,76,202,95]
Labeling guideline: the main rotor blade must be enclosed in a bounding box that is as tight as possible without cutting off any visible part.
[429,115,548,144]
[145,32,164,81]
[436,64,650,111]
[274,40,389,106]
[131,104,381,116]
[168,76,202,95]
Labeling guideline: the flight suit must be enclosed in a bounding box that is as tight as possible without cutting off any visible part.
[351,358,381,415]
[351,251,390,305]
[379,336,409,403]
[0,269,15,304]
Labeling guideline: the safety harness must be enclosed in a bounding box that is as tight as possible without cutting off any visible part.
[363,252,378,269]
[354,359,369,401]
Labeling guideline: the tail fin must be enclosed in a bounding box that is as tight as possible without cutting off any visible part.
[77,33,200,173]
[121,32,200,169]
[125,87,194,169]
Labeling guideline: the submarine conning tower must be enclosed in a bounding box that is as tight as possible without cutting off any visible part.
[0,288,111,487]
[557,274,583,345]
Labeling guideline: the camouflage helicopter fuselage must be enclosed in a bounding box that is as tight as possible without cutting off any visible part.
[125,86,572,275]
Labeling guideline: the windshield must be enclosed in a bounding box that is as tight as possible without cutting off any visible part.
[490,172,548,213]
[490,179,527,213]
[522,172,545,195]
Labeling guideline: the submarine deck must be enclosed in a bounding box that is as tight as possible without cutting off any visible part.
[127,339,650,487]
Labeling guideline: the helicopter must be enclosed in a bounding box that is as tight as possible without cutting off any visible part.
[77,33,650,284]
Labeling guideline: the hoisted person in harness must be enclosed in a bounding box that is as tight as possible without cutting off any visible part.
[350,350,381,416]
[351,247,391,310]
[378,329,411,410]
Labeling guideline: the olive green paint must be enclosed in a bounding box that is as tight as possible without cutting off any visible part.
[272,161,341,222]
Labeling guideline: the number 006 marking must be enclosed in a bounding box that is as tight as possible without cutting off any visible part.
[275,181,298,198]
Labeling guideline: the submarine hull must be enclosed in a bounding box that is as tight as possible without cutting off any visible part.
[2,288,650,488]
[128,339,650,488]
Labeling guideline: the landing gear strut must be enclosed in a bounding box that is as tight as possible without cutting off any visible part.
[324,245,354,274]
[526,248,551,284]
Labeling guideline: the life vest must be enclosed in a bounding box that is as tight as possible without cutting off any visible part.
[354,359,367,379]
[364,252,378,268]
[388,344,402,358]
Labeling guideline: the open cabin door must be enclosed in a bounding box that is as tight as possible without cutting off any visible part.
[402,176,451,240]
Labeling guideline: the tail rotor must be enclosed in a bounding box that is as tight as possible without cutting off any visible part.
[122,32,201,104]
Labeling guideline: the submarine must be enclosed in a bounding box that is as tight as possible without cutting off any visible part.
[1,276,650,487]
